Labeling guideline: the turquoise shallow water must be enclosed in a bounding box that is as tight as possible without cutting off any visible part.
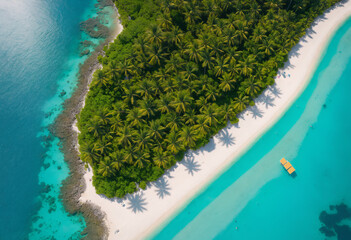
[0,0,115,239]
[151,18,351,240]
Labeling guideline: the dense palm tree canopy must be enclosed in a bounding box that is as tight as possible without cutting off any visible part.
[78,0,339,198]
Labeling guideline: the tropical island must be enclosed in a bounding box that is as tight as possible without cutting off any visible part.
[77,0,338,198]
[72,0,351,239]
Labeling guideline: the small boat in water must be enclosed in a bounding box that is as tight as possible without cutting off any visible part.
[280,158,295,175]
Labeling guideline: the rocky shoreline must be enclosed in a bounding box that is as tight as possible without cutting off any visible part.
[52,3,121,239]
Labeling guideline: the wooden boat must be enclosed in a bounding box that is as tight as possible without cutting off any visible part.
[280,158,296,174]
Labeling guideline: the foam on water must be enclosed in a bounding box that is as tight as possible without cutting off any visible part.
[152,17,351,240]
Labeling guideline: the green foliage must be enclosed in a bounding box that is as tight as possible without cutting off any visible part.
[139,181,147,190]
[78,0,340,197]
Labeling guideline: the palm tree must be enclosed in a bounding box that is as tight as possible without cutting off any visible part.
[96,108,112,125]
[98,158,114,177]
[259,39,275,56]
[80,143,100,165]
[87,119,104,138]
[171,90,193,113]
[134,151,150,168]
[136,53,149,70]
[253,27,266,43]
[137,80,153,98]
[220,103,236,123]
[135,129,152,150]
[205,85,218,102]
[176,40,188,55]
[158,14,173,31]
[112,101,127,117]
[201,104,219,126]
[156,94,172,113]
[232,94,249,112]
[168,25,183,45]
[166,113,182,131]
[146,24,165,46]
[154,68,169,83]
[181,62,198,80]
[214,57,229,77]
[126,108,145,127]
[172,74,187,90]
[117,125,134,146]
[200,48,214,72]
[227,14,237,30]
[134,36,148,55]
[184,41,201,63]
[184,109,197,125]
[219,73,236,92]
[124,147,137,164]
[195,115,210,136]
[184,2,201,26]
[151,78,163,96]
[149,120,164,141]
[94,137,112,155]
[223,28,237,47]
[165,53,183,74]
[148,44,167,66]
[162,78,176,92]
[195,96,208,111]
[118,59,134,79]
[92,69,110,88]
[122,86,138,105]
[110,151,125,171]
[198,32,212,50]
[166,131,183,154]
[210,40,224,57]
[224,47,240,65]
[138,98,156,118]
[250,1,262,18]
[153,149,169,168]
[244,78,262,97]
[180,126,198,148]
[237,55,256,76]
[235,20,249,43]
[107,60,120,82]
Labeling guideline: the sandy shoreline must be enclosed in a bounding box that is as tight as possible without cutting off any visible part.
[78,1,351,239]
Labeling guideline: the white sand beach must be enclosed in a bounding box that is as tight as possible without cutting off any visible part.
[79,2,351,239]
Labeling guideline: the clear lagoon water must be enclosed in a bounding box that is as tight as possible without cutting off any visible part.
[151,17,351,240]
[0,0,115,239]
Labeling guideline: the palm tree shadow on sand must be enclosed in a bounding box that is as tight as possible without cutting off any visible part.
[127,192,147,213]
[181,152,201,176]
[218,129,235,147]
[268,83,282,99]
[257,93,276,109]
[153,177,171,199]
[248,105,264,119]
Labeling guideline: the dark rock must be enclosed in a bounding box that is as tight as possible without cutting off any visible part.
[80,49,90,57]
[43,163,50,169]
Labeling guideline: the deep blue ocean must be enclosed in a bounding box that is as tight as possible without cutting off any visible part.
[0,0,115,239]
[151,18,351,240]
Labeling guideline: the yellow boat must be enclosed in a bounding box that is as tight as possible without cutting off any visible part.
[280,158,296,175]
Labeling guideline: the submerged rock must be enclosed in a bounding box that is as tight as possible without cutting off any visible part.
[319,203,351,239]
[80,49,90,57]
